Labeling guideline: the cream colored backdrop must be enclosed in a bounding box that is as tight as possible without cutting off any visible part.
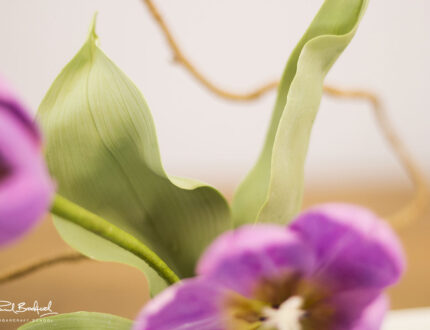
[0,0,428,189]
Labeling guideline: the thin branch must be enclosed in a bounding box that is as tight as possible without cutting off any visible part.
[142,0,279,101]
[141,0,429,229]
[323,86,430,229]
[0,251,87,285]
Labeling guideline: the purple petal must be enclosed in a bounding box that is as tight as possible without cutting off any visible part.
[289,204,405,293]
[325,289,387,329]
[0,77,40,143]
[349,294,388,330]
[0,76,53,245]
[134,279,228,330]
[0,169,53,244]
[197,224,314,297]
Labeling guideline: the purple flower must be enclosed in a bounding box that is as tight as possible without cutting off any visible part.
[0,76,53,245]
[134,204,405,330]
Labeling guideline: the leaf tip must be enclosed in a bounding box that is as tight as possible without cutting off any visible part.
[87,12,99,45]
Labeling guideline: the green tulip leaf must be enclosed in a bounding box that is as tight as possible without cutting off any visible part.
[232,0,369,226]
[19,312,132,330]
[38,16,231,295]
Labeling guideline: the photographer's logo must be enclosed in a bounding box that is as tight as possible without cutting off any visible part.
[0,300,58,318]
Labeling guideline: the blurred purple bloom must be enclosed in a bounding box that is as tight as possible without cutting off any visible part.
[0,76,53,245]
[135,204,405,330]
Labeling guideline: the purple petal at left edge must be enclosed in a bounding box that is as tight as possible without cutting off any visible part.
[0,77,40,142]
[0,75,53,245]
[134,279,228,330]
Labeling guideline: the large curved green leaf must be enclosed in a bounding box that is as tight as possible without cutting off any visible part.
[19,312,132,330]
[232,0,369,226]
[38,17,231,294]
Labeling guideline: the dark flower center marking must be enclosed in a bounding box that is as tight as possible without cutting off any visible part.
[0,154,11,181]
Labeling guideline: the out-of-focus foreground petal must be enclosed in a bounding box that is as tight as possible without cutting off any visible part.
[289,204,405,329]
[289,204,406,293]
[136,204,405,330]
[197,224,314,298]
[134,279,228,330]
[350,295,388,330]
[0,76,53,245]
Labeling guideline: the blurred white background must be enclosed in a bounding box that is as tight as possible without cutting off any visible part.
[0,0,428,191]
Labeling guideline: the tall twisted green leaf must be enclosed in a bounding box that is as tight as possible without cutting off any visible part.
[232,0,369,226]
[38,17,231,294]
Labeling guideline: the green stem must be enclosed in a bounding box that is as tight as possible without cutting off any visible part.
[50,194,180,285]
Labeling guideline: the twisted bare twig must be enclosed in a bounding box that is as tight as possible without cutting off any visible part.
[0,251,87,285]
[142,0,279,101]
[323,87,430,228]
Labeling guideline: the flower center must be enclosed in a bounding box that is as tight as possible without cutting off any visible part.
[262,296,304,330]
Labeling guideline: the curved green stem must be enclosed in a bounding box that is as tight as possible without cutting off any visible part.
[50,194,180,285]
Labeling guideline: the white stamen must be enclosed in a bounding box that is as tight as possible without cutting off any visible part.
[262,296,304,330]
